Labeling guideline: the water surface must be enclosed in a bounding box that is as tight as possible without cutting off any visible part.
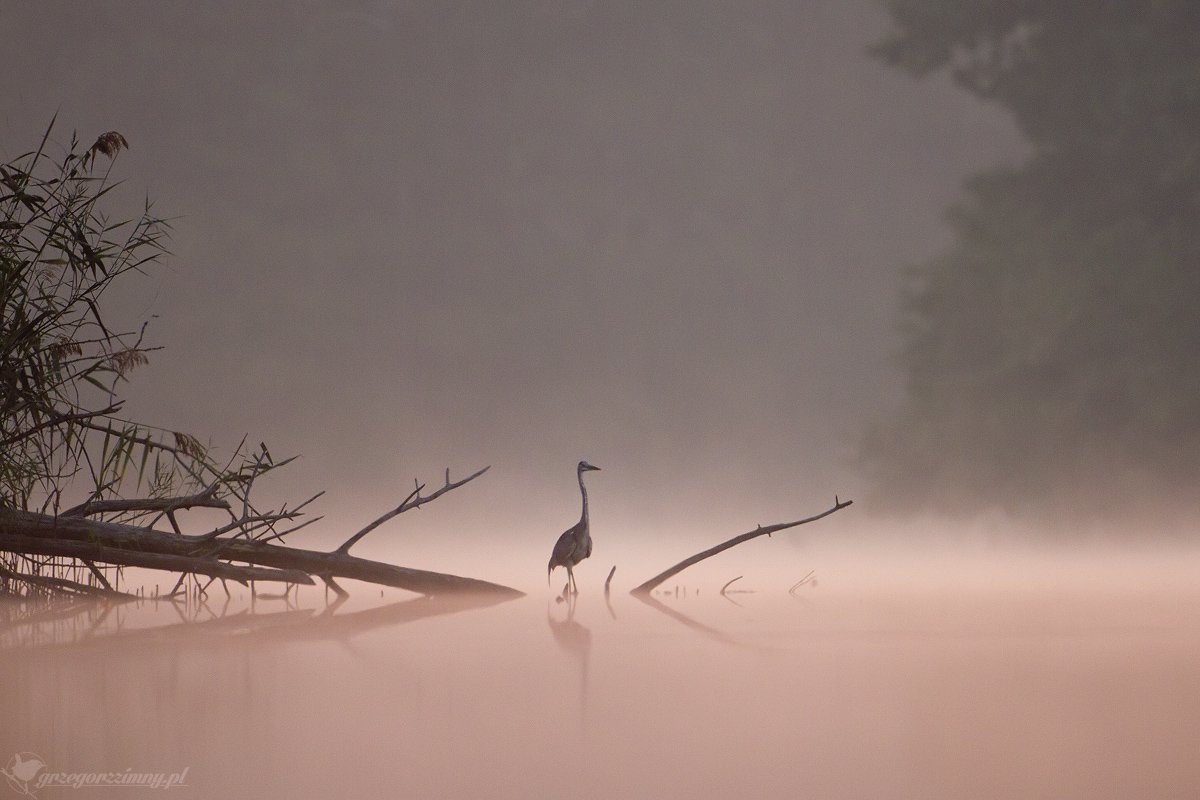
[2,553,1197,799]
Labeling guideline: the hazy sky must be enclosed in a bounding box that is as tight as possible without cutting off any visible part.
[1,2,1025,562]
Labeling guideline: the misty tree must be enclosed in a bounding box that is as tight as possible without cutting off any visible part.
[0,123,518,598]
[862,1,1200,522]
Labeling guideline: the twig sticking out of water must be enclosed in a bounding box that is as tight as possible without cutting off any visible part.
[789,571,817,595]
[603,566,618,619]
[719,576,750,607]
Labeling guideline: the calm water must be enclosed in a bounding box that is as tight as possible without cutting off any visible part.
[1,552,1197,799]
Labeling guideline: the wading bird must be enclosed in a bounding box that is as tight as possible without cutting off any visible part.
[548,460,601,595]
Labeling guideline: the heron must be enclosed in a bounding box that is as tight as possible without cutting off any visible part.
[547,460,601,595]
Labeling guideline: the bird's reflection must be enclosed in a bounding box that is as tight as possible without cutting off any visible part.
[546,593,591,723]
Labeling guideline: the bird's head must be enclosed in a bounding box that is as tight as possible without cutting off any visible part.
[577,460,601,473]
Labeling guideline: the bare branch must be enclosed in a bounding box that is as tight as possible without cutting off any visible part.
[631,496,853,596]
[321,575,349,599]
[336,466,490,554]
[167,572,188,598]
[61,483,229,517]
[195,510,302,542]
[82,559,114,591]
[789,571,817,595]
[256,515,324,544]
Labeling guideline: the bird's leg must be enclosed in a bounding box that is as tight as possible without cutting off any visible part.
[567,565,576,595]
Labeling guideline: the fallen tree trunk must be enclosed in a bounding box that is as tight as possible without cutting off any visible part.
[0,531,311,586]
[0,507,522,597]
[630,496,852,595]
[217,539,522,596]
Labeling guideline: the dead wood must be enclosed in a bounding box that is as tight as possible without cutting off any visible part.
[0,530,312,586]
[336,466,489,554]
[630,496,852,596]
[61,484,228,518]
[0,494,522,597]
[789,571,817,594]
[720,576,745,595]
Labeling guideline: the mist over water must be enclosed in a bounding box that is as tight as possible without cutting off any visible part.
[3,2,1199,796]
[0,1,1028,538]
[3,544,1197,799]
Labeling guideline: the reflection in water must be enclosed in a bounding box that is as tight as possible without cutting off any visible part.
[632,590,742,646]
[0,592,516,651]
[1,556,1199,799]
[546,594,591,722]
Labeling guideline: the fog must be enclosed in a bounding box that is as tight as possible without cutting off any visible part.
[1,1,1034,543]
[4,3,1198,795]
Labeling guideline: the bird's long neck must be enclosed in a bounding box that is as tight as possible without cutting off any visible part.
[578,468,590,526]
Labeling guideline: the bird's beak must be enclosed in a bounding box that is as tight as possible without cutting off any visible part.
[587,465,601,472]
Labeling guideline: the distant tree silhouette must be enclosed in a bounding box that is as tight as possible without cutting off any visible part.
[864,1,1200,523]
